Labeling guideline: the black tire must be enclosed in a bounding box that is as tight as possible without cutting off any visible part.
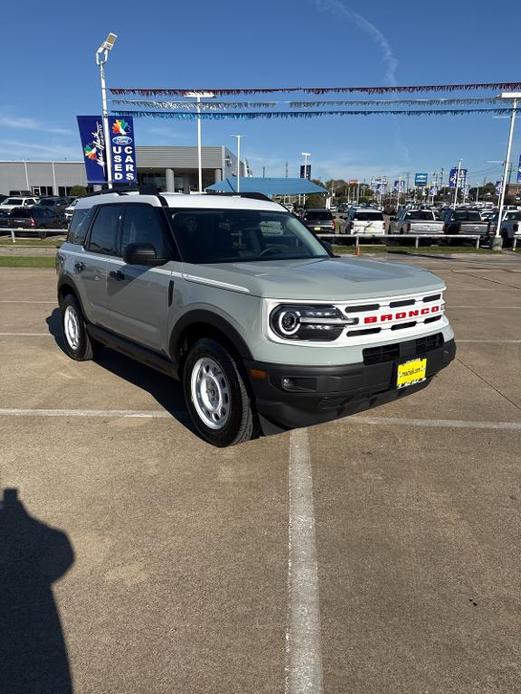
[501,231,512,248]
[182,338,256,447]
[38,226,47,240]
[60,293,96,361]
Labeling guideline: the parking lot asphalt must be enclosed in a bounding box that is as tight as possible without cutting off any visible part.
[1,255,521,693]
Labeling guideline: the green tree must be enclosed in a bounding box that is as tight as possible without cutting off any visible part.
[69,185,88,197]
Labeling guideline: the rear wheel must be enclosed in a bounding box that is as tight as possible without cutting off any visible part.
[60,294,96,361]
[183,338,256,446]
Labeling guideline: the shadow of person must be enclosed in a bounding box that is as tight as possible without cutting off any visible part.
[0,488,74,694]
[45,308,194,433]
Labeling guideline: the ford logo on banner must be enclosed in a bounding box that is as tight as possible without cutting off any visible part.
[112,135,133,146]
[108,116,138,183]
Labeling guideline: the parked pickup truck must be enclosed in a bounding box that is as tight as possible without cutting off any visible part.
[486,210,521,247]
[441,209,489,237]
[391,209,444,236]
[56,190,456,446]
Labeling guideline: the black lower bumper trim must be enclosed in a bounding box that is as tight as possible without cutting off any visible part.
[245,337,456,430]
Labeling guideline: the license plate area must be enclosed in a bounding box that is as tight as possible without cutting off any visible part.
[396,358,427,389]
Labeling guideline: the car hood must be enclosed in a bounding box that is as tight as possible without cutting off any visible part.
[183,256,445,300]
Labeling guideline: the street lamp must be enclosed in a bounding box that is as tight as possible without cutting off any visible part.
[185,91,215,193]
[95,33,118,189]
[493,92,521,250]
[231,135,244,192]
[301,152,311,206]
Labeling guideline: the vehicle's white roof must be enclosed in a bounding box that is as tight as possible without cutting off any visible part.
[76,191,284,212]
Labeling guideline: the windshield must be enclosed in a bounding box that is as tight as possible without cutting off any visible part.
[39,199,56,206]
[354,212,384,221]
[169,209,329,264]
[11,208,33,218]
[3,198,23,205]
[407,211,435,221]
[304,210,333,220]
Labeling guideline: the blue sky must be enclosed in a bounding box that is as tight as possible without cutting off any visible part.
[1,0,520,185]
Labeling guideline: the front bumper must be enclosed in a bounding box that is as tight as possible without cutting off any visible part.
[245,335,456,430]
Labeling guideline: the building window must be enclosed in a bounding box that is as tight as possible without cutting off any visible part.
[32,186,53,196]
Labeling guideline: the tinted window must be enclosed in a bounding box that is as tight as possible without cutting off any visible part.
[304,210,333,220]
[39,199,56,206]
[354,211,384,221]
[4,198,23,205]
[68,208,94,245]
[11,208,32,218]
[169,209,328,264]
[408,211,435,221]
[467,212,481,221]
[120,204,170,258]
[88,205,122,255]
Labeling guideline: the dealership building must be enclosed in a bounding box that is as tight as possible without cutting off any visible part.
[0,145,245,196]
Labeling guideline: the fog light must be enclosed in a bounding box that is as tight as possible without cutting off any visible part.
[282,377,292,388]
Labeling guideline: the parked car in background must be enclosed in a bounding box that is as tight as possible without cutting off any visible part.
[8,206,64,238]
[302,208,336,233]
[39,196,69,218]
[0,196,39,213]
[486,209,521,247]
[64,198,79,223]
[344,208,385,236]
[391,209,444,235]
[441,209,489,237]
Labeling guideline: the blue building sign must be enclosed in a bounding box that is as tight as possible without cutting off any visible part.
[415,173,428,187]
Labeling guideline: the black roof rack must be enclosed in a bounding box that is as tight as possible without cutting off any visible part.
[205,190,272,202]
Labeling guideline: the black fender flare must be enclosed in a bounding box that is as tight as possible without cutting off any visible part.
[170,309,254,363]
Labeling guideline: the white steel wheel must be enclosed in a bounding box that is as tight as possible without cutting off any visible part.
[64,305,81,351]
[190,357,231,430]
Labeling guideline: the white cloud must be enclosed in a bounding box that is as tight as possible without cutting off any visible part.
[315,0,397,85]
[0,140,80,160]
[0,115,72,136]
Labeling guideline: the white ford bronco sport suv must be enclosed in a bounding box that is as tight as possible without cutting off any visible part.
[56,190,455,446]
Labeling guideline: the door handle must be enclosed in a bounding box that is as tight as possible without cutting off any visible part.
[74,261,85,272]
[109,269,125,281]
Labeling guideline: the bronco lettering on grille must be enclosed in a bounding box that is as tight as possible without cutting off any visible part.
[363,305,440,325]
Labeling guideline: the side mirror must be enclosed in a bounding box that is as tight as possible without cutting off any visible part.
[123,242,166,266]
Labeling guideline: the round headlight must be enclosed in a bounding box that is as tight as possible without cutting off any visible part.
[276,309,300,336]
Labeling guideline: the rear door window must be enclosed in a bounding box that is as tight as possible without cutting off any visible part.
[87,205,123,255]
[120,204,173,259]
[67,208,93,245]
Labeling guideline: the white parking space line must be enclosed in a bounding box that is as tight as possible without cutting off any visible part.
[285,428,324,694]
[0,300,56,304]
[457,339,521,344]
[352,416,521,431]
[0,408,170,418]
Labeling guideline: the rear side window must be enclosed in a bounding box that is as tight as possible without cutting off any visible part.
[87,205,123,255]
[120,204,171,258]
[355,212,384,221]
[67,208,94,245]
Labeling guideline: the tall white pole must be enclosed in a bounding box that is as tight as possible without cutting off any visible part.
[452,159,462,209]
[98,55,112,189]
[302,152,310,207]
[237,136,241,193]
[197,96,203,193]
[496,98,518,242]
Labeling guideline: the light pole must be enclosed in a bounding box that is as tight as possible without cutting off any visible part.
[231,135,243,192]
[301,152,310,207]
[494,92,520,250]
[95,32,117,189]
[185,91,215,193]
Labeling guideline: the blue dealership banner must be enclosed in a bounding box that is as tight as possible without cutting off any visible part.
[517,155,521,184]
[414,172,428,186]
[108,116,137,183]
[449,167,467,189]
[77,116,107,184]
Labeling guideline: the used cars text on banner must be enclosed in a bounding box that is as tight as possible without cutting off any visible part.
[76,116,107,184]
[108,116,137,183]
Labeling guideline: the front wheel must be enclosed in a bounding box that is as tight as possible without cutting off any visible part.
[183,338,256,446]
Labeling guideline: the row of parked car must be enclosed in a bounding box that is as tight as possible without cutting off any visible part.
[298,204,521,246]
[0,195,78,238]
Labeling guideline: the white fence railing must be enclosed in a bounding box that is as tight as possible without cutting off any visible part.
[317,232,485,249]
[0,227,68,243]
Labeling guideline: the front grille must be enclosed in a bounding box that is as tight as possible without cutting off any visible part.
[416,332,444,354]
[363,343,400,365]
[363,332,445,366]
